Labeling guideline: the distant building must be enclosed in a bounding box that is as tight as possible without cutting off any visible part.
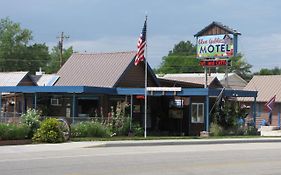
[240,75,281,127]
[158,73,247,89]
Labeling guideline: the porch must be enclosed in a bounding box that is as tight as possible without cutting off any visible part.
[0,86,257,136]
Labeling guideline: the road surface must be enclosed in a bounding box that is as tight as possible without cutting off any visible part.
[1,141,281,175]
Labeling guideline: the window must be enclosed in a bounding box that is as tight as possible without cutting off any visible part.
[51,98,61,106]
[191,103,204,123]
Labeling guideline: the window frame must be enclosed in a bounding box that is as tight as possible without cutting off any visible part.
[191,103,204,123]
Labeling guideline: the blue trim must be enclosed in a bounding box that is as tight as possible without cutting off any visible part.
[233,34,238,57]
[209,88,257,97]
[253,97,257,126]
[0,93,2,117]
[0,86,257,98]
[116,88,144,95]
[278,112,280,128]
[205,96,209,131]
[72,93,76,123]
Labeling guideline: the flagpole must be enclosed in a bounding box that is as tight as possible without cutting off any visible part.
[144,15,148,138]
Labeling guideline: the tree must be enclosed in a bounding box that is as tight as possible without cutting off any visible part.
[155,41,203,74]
[0,17,50,73]
[255,67,281,75]
[219,53,253,81]
[45,46,73,73]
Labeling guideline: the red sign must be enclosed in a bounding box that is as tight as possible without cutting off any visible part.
[136,95,145,100]
[199,59,231,67]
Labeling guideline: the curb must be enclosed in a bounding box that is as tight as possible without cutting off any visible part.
[88,138,281,148]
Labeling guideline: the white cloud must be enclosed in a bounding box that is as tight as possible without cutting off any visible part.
[240,33,281,71]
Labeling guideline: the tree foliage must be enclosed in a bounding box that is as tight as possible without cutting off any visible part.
[45,46,73,73]
[155,40,253,81]
[0,18,50,73]
[155,41,203,74]
[218,53,252,80]
[255,67,281,75]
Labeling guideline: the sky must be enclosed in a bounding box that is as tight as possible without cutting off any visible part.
[0,0,281,72]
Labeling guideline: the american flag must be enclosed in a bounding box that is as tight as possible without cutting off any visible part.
[134,18,147,66]
[265,95,276,112]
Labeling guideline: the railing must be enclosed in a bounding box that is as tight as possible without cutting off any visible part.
[0,112,22,123]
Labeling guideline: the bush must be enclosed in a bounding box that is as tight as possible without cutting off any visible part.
[71,121,111,138]
[32,118,65,143]
[131,122,144,136]
[210,122,224,136]
[21,109,41,138]
[111,117,131,136]
[0,123,30,140]
[244,126,258,135]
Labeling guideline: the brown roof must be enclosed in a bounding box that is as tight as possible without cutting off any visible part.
[242,75,281,102]
[194,21,241,37]
[55,51,137,87]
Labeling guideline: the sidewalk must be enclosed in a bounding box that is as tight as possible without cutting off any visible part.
[2,137,281,154]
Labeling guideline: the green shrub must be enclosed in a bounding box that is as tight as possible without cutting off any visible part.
[0,123,30,140]
[131,122,144,136]
[111,117,131,136]
[71,121,111,138]
[244,126,258,135]
[210,122,224,136]
[21,109,41,138]
[32,118,65,143]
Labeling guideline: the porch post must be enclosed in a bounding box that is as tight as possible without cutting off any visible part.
[0,92,2,118]
[205,95,209,132]
[278,112,280,128]
[72,93,76,124]
[34,93,37,110]
[253,96,257,127]
[130,95,133,131]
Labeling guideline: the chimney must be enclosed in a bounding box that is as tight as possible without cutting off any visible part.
[36,67,45,76]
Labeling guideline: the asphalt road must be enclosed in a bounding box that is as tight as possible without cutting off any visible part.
[1,142,281,175]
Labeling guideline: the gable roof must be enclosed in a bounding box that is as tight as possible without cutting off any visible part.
[0,71,36,86]
[33,74,60,86]
[158,74,223,88]
[194,21,241,37]
[161,73,247,89]
[241,75,281,102]
[55,51,158,88]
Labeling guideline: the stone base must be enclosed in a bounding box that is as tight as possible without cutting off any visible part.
[259,126,281,136]
[200,131,210,137]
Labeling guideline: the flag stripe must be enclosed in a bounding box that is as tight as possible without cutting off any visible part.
[135,19,147,66]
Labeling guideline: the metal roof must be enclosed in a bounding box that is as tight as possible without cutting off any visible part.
[194,21,241,37]
[55,51,137,87]
[159,74,222,87]
[241,75,281,102]
[160,73,247,89]
[0,71,29,86]
[36,74,60,86]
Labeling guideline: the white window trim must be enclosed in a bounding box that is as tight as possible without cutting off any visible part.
[191,103,204,123]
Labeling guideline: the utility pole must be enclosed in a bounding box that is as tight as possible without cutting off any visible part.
[57,32,69,67]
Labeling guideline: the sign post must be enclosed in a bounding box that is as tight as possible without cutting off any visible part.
[194,22,241,132]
